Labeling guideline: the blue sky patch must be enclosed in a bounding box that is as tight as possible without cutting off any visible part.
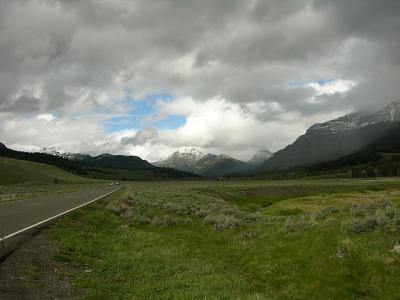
[314,78,334,86]
[104,89,186,132]
[154,115,186,130]
[288,78,334,88]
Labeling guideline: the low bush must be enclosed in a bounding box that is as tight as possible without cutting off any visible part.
[236,231,258,239]
[163,202,190,215]
[314,206,340,220]
[342,217,377,234]
[347,204,368,218]
[107,185,260,230]
[151,214,178,227]
[130,215,152,225]
[203,214,241,230]
[194,209,208,218]
[373,210,391,228]
[285,215,315,233]
[264,216,286,225]
[343,200,400,234]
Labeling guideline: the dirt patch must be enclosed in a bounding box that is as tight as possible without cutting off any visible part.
[0,230,82,300]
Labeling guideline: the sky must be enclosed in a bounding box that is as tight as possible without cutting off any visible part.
[1,0,400,162]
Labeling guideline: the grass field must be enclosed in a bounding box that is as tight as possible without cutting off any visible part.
[0,156,102,203]
[46,178,400,299]
[84,167,168,181]
[0,156,94,185]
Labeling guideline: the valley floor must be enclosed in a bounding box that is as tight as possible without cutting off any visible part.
[2,178,400,299]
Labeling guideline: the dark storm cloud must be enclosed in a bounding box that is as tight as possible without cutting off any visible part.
[0,96,41,113]
[0,0,399,157]
[1,0,399,113]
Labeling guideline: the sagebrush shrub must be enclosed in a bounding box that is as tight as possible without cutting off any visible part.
[315,206,340,220]
[203,214,241,230]
[342,217,377,234]
[285,216,315,233]
[151,215,178,227]
[108,185,260,230]
[236,231,258,239]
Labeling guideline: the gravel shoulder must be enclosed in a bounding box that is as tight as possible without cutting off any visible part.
[0,229,82,300]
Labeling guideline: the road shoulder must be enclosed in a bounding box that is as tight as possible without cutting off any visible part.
[0,229,82,300]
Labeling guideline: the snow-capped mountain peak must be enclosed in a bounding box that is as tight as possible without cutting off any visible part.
[39,146,82,160]
[177,147,205,158]
[40,146,66,156]
[153,147,205,171]
[154,148,252,177]
[248,148,274,166]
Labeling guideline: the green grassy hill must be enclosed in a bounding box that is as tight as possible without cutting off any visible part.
[0,156,93,185]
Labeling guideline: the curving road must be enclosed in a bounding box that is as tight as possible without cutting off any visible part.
[0,185,121,241]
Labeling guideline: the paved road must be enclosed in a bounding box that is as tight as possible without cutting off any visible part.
[0,185,121,241]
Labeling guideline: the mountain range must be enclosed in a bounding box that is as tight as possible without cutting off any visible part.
[0,144,201,181]
[153,148,204,172]
[39,148,154,170]
[306,120,400,177]
[154,148,269,177]
[192,154,252,177]
[39,146,84,160]
[256,100,400,172]
[2,100,400,180]
[41,146,273,178]
[307,101,400,135]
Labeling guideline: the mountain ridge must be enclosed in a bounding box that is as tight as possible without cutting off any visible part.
[154,148,205,172]
[0,144,201,180]
[154,148,253,177]
[248,149,273,166]
[308,100,400,135]
[257,100,400,172]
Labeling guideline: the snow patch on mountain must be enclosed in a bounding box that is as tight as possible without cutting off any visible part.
[153,148,205,172]
[154,148,253,176]
[308,100,400,135]
[39,146,82,160]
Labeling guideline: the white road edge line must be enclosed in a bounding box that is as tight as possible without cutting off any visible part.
[0,186,122,243]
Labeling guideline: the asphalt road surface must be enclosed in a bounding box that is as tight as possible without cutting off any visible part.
[0,185,121,241]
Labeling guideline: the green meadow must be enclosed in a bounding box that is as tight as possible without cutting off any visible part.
[0,156,100,203]
[0,156,94,185]
[48,178,400,299]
